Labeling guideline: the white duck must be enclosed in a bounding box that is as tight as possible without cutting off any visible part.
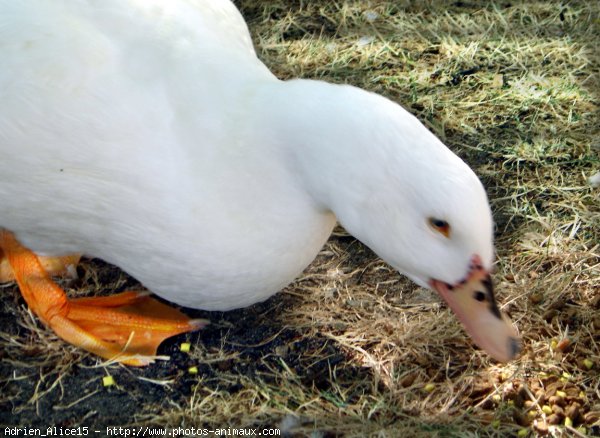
[0,0,519,365]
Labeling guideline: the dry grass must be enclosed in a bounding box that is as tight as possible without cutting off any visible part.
[1,1,598,437]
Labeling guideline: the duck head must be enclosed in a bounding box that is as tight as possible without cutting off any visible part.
[338,153,521,363]
[280,81,521,362]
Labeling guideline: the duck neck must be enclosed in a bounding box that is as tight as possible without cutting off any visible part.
[252,78,453,272]
[260,78,415,226]
[263,79,387,210]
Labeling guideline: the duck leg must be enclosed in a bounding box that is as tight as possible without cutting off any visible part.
[0,251,80,282]
[0,230,206,366]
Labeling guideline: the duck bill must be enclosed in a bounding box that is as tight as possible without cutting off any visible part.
[430,258,520,362]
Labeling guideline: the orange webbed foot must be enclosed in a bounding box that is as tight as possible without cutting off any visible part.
[68,291,207,365]
[0,230,207,366]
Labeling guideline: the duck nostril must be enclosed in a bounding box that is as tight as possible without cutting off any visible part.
[474,291,486,302]
[509,337,521,358]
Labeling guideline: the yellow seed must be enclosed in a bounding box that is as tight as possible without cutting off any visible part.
[180,342,191,353]
[517,428,529,437]
[550,339,558,350]
[564,417,573,427]
[556,390,567,398]
[528,410,537,418]
[579,391,585,399]
[542,405,552,415]
[102,376,115,387]
[492,394,501,403]
[562,371,572,379]
[188,366,198,374]
[583,359,594,370]
[539,371,548,378]
[507,400,514,406]
[424,383,435,393]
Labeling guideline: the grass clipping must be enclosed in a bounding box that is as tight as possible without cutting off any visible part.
[1,1,599,437]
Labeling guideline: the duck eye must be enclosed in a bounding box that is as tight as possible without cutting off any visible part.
[428,217,451,238]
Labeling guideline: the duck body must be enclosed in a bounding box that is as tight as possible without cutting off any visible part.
[0,0,520,363]
[1,0,338,310]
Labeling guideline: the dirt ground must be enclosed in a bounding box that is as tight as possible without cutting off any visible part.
[1,1,598,437]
